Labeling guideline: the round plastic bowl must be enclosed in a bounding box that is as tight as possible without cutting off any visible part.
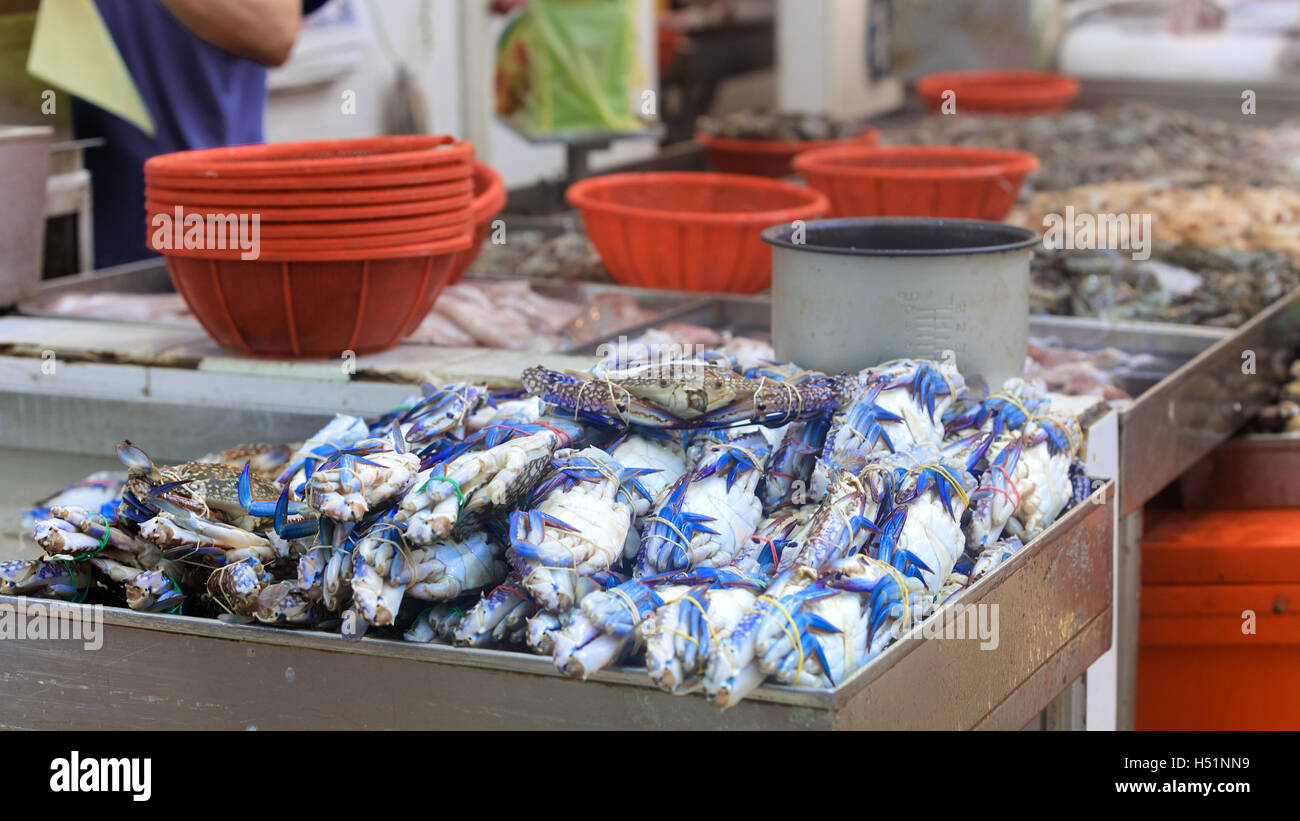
[200,223,471,254]
[160,234,472,358]
[792,145,1039,220]
[147,208,477,241]
[446,161,507,285]
[144,162,471,192]
[565,172,828,292]
[145,191,474,223]
[694,127,879,178]
[144,135,474,178]
[144,178,472,207]
[915,70,1080,115]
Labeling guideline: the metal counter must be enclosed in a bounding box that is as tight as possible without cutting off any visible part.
[20,263,1283,729]
[0,265,1122,729]
[0,481,1112,730]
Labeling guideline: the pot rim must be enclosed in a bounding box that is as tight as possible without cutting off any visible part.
[761,217,1040,257]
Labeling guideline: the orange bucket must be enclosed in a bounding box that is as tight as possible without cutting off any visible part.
[1139,509,1300,730]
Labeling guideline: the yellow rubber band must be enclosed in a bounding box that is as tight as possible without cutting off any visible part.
[989,390,1032,423]
[681,594,721,650]
[755,594,807,683]
[902,463,970,510]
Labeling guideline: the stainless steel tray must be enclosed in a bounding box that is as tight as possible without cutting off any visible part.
[1117,291,1300,515]
[0,481,1112,730]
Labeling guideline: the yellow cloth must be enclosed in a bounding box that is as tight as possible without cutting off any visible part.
[25,0,154,135]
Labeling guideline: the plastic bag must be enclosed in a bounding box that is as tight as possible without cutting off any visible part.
[496,0,643,135]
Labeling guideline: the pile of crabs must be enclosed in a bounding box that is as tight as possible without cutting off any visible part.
[6,344,1093,708]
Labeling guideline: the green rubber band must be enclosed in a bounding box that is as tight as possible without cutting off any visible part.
[166,575,183,615]
[418,475,465,511]
[448,605,465,619]
[53,557,88,604]
[50,516,114,605]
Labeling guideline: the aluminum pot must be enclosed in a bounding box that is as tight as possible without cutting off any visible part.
[0,125,52,307]
[761,217,1039,386]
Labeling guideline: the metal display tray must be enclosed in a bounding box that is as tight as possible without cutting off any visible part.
[1116,292,1300,515]
[571,288,1300,514]
[0,481,1112,730]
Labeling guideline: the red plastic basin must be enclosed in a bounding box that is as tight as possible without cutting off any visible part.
[164,209,478,241]
[144,162,472,192]
[695,127,879,178]
[145,192,474,223]
[145,178,472,207]
[161,234,472,358]
[193,224,471,255]
[144,135,474,178]
[915,70,1080,115]
[445,161,507,285]
[566,171,828,293]
[792,145,1039,220]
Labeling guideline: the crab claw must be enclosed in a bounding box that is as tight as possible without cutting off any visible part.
[867,577,908,641]
[274,485,319,540]
[146,479,192,500]
[236,464,282,519]
[389,419,408,454]
[805,612,841,634]
[805,633,835,686]
[115,441,156,474]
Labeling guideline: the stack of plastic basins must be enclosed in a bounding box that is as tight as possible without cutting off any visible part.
[144,136,505,358]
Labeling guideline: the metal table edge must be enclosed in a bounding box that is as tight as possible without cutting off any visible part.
[0,593,833,712]
[828,478,1115,712]
[1118,286,1300,513]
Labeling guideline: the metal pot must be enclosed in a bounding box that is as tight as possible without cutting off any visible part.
[762,217,1039,386]
[0,125,52,307]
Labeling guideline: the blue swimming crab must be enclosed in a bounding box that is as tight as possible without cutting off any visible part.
[522,362,847,429]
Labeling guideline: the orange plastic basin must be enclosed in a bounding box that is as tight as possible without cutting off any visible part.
[792,145,1038,220]
[915,70,1080,115]
[162,234,471,358]
[145,192,474,223]
[144,135,474,178]
[565,171,828,293]
[1138,509,1300,730]
[694,127,879,179]
[445,161,507,285]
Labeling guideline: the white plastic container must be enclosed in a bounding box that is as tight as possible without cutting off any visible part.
[762,217,1039,386]
[0,125,52,308]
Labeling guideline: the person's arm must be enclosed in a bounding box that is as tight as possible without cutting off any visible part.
[157,0,303,66]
